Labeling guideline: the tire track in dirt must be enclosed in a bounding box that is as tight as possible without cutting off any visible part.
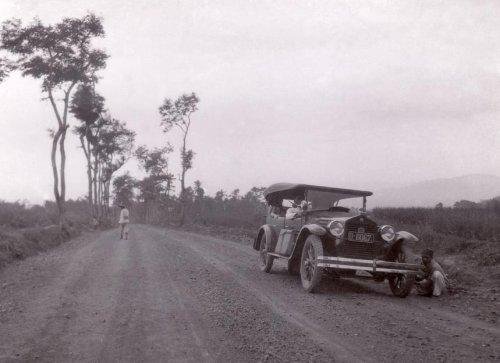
[142,225,345,362]
[163,227,500,362]
[131,225,214,361]
[164,231,365,362]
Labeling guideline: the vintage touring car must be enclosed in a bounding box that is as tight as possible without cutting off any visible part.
[253,183,422,297]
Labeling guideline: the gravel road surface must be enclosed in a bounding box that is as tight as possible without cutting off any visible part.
[0,225,498,362]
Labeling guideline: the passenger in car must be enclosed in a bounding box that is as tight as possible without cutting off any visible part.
[415,249,447,297]
[286,196,305,219]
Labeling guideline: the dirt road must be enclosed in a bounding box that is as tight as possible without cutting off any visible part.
[0,225,498,362]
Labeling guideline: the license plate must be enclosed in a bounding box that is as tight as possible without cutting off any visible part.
[347,231,374,243]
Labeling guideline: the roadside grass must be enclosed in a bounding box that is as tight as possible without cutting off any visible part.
[372,208,500,292]
[0,225,65,267]
[0,199,107,269]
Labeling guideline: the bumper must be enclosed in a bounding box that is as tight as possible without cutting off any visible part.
[317,256,422,275]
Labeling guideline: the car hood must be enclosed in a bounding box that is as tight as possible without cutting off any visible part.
[306,213,375,227]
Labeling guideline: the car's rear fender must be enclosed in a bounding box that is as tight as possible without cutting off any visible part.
[253,225,277,251]
[290,224,327,261]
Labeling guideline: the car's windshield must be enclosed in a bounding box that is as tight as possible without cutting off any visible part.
[306,189,365,212]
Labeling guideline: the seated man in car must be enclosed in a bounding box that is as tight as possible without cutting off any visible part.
[286,196,307,219]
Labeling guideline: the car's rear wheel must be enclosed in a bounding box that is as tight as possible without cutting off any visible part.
[300,235,323,293]
[259,233,274,273]
[388,249,414,298]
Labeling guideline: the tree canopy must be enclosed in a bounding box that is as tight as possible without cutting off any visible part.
[0,14,107,90]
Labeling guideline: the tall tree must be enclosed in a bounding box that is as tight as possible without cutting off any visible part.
[193,180,205,200]
[192,180,206,224]
[0,14,108,229]
[135,145,175,223]
[158,92,200,225]
[97,117,136,216]
[70,83,105,217]
[112,172,136,208]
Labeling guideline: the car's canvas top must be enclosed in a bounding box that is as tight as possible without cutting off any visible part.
[264,183,372,203]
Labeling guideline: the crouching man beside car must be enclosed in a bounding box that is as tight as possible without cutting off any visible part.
[415,249,447,297]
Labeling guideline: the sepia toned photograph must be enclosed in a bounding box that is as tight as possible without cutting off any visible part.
[0,1,499,361]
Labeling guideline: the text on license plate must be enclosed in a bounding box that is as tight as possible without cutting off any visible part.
[347,231,374,243]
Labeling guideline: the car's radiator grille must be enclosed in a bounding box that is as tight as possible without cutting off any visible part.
[336,217,384,259]
[345,223,379,235]
[336,240,384,259]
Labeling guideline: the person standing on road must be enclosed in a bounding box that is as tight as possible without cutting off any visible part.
[118,205,130,240]
[415,249,447,297]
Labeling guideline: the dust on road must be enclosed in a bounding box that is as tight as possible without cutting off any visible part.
[0,225,498,362]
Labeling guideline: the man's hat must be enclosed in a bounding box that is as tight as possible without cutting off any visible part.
[422,248,433,258]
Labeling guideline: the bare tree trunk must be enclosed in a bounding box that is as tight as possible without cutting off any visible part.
[58,125,67,228]
[97,165,101,219]
[179,133,187,226]
[80,135,93,218]
[93,154,99,218]
[47,83,75,232]
[48,89,65,230]
[104,180,110,217]
[50,129,62,214]
[59,82,75,231]
[88,140,94,217]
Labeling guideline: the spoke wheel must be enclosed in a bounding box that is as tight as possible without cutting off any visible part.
[259,233,274,273]
[388,250,414,298]
[300,235,323,293]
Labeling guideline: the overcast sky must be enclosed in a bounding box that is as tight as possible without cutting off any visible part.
[1,0,499,204]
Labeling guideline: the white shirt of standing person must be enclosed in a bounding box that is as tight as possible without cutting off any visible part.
[119,208,130,224]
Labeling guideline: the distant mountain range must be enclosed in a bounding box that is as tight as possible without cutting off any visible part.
[369,174,500,208]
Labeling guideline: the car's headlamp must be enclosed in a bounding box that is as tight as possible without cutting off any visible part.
[328,221,344,237]
[380,225,395,242]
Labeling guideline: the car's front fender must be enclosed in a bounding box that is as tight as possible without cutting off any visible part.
[395,230,419,243]
[289,224,327,260]
[302,223,327,237]
[385,230,419,259]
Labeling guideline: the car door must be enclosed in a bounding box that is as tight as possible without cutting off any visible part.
[284,215,302,231]
[267,205,285,231]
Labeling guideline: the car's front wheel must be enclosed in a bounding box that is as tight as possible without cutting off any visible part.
[389,274,414,298]
[259,233,274,273]
[300,235,323,293]
[388,249,414,298]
